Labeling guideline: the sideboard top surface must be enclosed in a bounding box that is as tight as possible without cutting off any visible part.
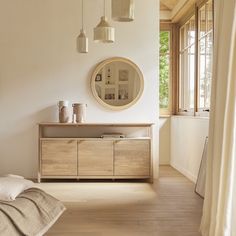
[38,122,154,127]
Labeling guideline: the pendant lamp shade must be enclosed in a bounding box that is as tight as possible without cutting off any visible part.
[78,0,88,53]
[94,16,115,43]
[78,29,88,53]
[112,0,135,22]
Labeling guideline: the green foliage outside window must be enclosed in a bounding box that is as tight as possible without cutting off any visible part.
[159,31,170,109]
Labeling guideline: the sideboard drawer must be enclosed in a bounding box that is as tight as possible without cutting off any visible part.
[41,140,77,176]
[114,140,150,176]
[78,140,113,176]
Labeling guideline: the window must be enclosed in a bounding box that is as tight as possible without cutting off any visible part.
[179,16,196,113]
[178,0,213,115]
[198,0,213,111]
[159,30,171,115]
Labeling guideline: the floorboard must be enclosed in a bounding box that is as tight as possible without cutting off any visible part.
[36,166,203,236]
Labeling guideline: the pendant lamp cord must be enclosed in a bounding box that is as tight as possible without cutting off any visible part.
[104,0,106,16]
[82,0,84,30]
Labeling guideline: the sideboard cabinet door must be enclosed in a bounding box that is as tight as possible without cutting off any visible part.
[114,140,150,176]
[78,140,113,176]
[41,140,77,176]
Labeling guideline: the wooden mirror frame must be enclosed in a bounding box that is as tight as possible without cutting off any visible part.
[91,57,144,110]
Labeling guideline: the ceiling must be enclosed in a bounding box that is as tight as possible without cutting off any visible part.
[160,0,179,11]
[160,0,196,22]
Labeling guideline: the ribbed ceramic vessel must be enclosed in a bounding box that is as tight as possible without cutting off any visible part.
[94,16,115,43]
[112,0,135,22]
[78,29,88,53]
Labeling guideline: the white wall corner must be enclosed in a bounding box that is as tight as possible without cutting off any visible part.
[170,160,198,183]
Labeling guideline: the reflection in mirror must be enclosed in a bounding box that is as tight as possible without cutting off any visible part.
[91,58,144,110]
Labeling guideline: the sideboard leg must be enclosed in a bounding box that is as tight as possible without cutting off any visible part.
[148,177,153,184]
[37,173,41,183]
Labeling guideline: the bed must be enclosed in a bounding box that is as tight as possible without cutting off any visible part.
[0,188,65,236]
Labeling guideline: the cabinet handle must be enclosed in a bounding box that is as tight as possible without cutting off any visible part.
[68,140,75,144]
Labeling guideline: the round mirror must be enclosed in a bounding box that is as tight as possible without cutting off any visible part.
[91,57,144,110]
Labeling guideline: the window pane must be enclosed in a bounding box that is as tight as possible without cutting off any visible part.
[207,0,213,31]
[159,54,170,109]
[199,5,206,38]
[188,16,195,45]
[179,52,184,108]
[199,38,206,108]
[179,50,195,110]
[198,0,213,111]
[180,27,185,50]
[188,45,195,109]
[179,16,196,112]
[205,32,213,108]
[160,31,170,54]
[185,22,190,47]
[159,31,170,111]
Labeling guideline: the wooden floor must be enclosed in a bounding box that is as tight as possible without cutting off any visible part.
[36,166,203,236]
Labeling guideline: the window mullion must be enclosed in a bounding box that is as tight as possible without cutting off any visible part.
[204,36,207,109]
[195,4,199,115]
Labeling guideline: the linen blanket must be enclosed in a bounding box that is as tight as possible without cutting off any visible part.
[0,188,65,236]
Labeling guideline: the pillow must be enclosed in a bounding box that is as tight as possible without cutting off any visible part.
[3,174,24,179]
[0,176,34,201]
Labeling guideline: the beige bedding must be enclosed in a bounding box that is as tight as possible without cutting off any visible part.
[0,188,65,236]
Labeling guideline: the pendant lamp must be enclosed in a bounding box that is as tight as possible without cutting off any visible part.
[94,0,115,43]
[112,0,135,22]
[77,0,88,53]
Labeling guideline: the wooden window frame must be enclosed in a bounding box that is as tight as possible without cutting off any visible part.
[175,0,213,117]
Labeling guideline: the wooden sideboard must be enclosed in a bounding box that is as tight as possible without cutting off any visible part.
[38,123,153,182]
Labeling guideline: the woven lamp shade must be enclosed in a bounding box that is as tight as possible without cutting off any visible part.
[77,29,88,53]
[94,16,115,43]
[112,0,135,22]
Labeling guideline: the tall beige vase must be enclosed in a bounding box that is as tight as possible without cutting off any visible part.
[58,101,70,123]
[72,103,87,123]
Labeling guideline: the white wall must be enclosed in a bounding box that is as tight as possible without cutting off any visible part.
[170,116,209,182]
[159,117,171,164]
[0,0,159,178]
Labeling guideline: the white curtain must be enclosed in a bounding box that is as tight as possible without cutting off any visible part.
[200,0,236,235]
